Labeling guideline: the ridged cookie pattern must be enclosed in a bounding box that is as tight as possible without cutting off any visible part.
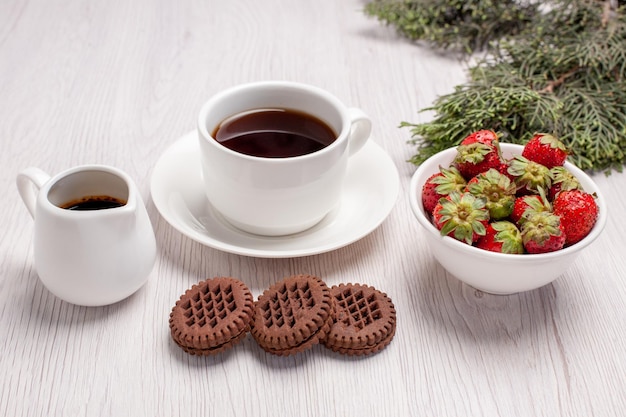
[323,283,396,356]
[251,274,332,355]
[169,277,254,355]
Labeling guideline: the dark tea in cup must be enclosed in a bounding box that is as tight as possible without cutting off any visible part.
[212,108,336,158]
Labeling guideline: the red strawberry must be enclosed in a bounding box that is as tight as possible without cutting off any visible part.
[454,130,503,180]
[432,191,490,245]
[553,189,599,245]
[548,166,582,200]
[476,221,524,254]
[522,133,568,169]
[498,160,515,182]
[421,166,467,214]
[521,212,566,254]
[507,155,552,195]
[460,129,499,147]
[465,168,516,220]
[510,187,551,226]
[422,173,443,215]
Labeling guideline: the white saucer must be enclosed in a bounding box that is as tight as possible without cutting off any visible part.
[150,131,399,258]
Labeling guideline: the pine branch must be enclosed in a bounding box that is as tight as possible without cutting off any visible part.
[364,0,538,53]
[366,0,626,172]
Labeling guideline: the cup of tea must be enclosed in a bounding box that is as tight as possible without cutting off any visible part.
[197,81,372,236]
[16,165,157,306]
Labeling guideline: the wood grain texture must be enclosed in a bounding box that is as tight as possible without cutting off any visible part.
[1,1,625,416]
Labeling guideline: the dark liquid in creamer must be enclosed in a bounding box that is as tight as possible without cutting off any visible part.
[61,196,126,211]
[212,108,337,158]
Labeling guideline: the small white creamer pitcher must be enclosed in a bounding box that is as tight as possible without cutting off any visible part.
[17,165,157,306]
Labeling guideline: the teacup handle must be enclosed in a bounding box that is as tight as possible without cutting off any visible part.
[16,167,51,219]
[346,108,372,156]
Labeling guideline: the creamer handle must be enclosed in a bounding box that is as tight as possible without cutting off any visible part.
[16,167,51,218]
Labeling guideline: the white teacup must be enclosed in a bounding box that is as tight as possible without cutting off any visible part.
[16,165,157,306]
[197,81,372,236]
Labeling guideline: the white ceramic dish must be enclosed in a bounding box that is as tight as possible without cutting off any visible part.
[151,131,399,258]
[408,143,607,294]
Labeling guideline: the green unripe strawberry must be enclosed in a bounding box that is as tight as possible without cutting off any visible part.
[432,191,490,245]
[507,155,552,195]
[465,168,516,220]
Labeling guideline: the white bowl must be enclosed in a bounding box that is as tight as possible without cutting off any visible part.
[408,143,607,294]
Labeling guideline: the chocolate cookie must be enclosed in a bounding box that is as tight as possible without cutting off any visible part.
[251,274,333,356]
[169,277,254,356]
[323,283,396,356]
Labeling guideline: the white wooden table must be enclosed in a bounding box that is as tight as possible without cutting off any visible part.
[2,1,625,416]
